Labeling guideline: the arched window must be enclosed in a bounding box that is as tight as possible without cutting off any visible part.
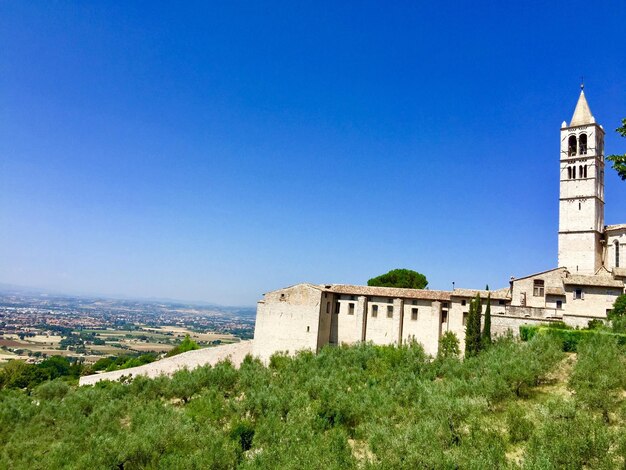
[579,134,587,155]
[572,166,576,179]
[568,135,577,156]
[583,165,588,178]
[568,167,572,179]
[579,165,584,178]
[616,241,621,268]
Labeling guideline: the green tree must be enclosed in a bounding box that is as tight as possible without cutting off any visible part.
[367,269,428,289]
[569,334,625,423]
[438,331,460,359]
[482,293,492,346]
[607,118,626,180]
[465,295,482,357]
[165,335,200,357]
[608,294,626,332]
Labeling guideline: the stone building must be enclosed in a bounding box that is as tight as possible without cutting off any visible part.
[252,88,625,362]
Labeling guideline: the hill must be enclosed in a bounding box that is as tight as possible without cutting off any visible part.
[1,334,625,468]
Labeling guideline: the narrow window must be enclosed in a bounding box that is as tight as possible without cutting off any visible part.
[572,166,576,179]
[583,165,588,178]
[568,135,577,156]
[326,302,330,314]
[348,303,355,315]
[533,280,545,297]
[579,165,584,178]
[575,289,583,300]
[441,311,448,324]
[579,134,587,155]
[616,240,620,268]
[579,202,582,210]
[372,305,378,318]
[334,302,340,314]
[306,326,310,332]
[462,312,468,326]
[411,308,418,321]
[387,305,393,318]
[556,300,562,310]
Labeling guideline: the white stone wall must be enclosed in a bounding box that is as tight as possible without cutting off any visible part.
[606,228,626,270]
[561,284,622,318]
[335,295,367,345]
[511,269,566,308]
[558,123,605,275]
[401,299,441,356]
[252,285,323,363]
[363,296,399,345]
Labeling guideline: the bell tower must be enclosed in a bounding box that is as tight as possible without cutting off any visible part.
[558,86,605,274]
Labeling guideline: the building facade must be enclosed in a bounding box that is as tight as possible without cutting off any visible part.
[252,89,625,363]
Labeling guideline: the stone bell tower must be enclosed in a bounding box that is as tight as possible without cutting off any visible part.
[558,86,605,274]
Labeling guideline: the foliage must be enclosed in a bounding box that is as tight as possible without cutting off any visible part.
[367,268,428,289]
[608,294,626,332]
[0,356,83,390]
[569,334,625,423]
[165,335,201,357]
[606,118,626,180]
[482,293,492,346]
[0,337,624,468]
[519,324,626,351]
[438,331,460,359]
[464,294,482,357]
[91,353,157,373]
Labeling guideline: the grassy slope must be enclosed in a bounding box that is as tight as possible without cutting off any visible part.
[1,335,625,469]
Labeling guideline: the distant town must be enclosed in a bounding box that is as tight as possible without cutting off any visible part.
[0,286,256,365]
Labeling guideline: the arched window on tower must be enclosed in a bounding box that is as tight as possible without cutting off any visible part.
[579,165,584,178]
[616,240,620,268]
[568,135,577,156]
[579,134,587,155]
[567,167,572,179]
[572,166,576,179]
[583,165,588,178]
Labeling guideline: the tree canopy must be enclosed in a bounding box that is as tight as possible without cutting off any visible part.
[367,269,428,289]
[607,118,626,181]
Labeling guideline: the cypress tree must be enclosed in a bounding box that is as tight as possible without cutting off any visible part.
[464,298,477,357]
[465,294,483,357]
[473,293,482,352]
[482,293,492,346]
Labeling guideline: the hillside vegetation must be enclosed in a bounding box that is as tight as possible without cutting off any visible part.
[1,334,626,469]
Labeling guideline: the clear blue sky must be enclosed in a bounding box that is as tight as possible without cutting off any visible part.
[1,1,625,305]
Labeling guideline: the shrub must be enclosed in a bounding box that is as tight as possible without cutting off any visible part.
[438,331,460,359]
[165,335,200,357]
[519,325,626,351]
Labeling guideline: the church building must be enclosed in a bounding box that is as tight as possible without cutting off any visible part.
[252,89,626,363]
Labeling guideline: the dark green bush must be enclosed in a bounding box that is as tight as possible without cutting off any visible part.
[519,324,626,351]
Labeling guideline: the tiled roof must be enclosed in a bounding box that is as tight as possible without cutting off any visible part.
[613,268,626,278]
[451,288,511,300]
[606,224,626,232]
[510,267,567,282]
[324,284,451,301]
[563,275,624,288]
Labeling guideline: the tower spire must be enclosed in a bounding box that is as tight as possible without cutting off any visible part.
[569,86,594,126]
